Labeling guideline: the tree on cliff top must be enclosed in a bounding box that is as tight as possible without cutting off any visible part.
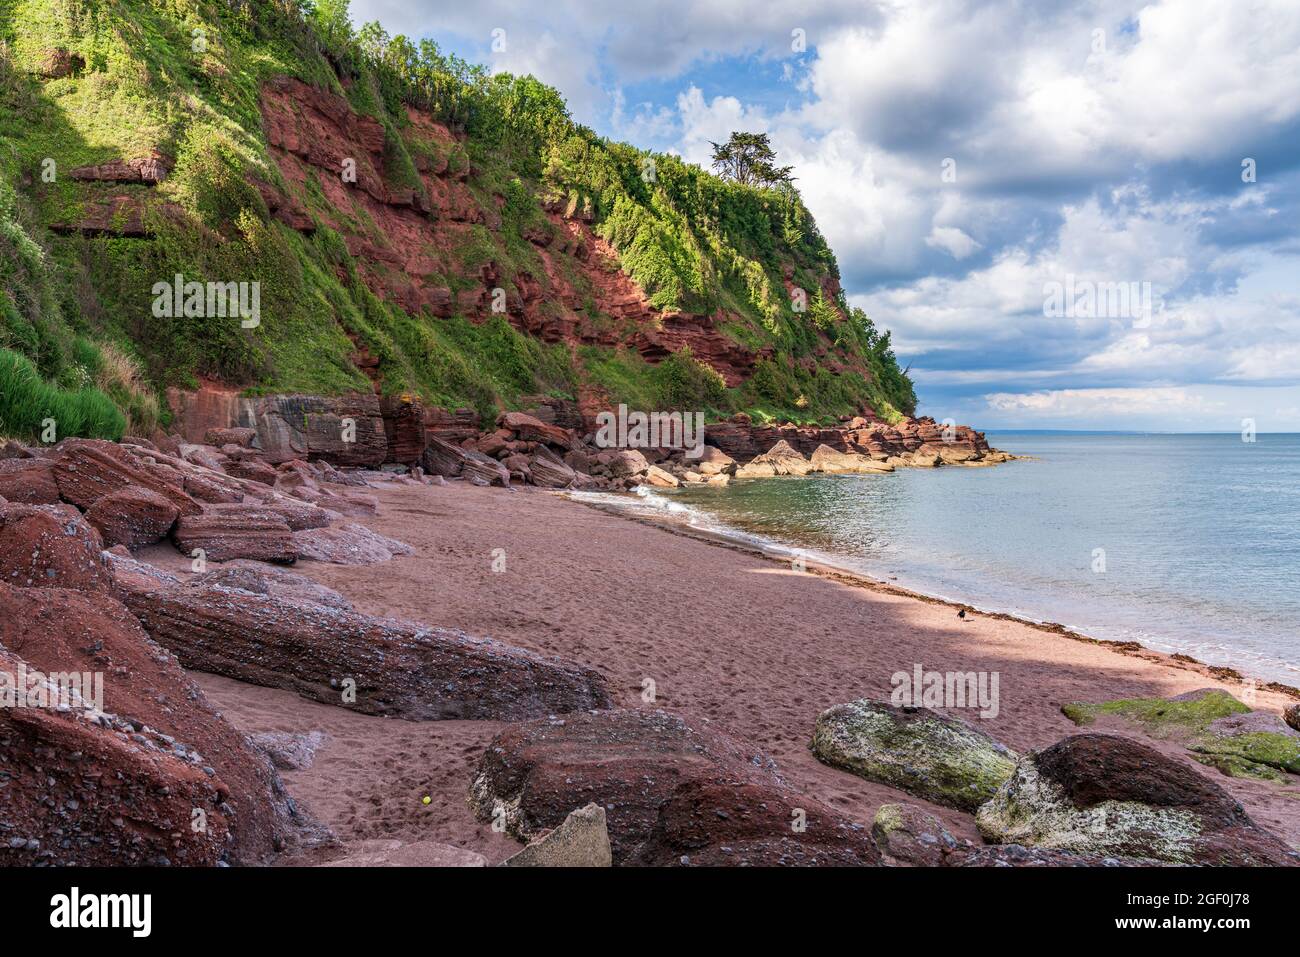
[709,132,795,190]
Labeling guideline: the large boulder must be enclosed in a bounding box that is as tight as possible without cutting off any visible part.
[497,411,577,450]
[595,449,649,478]
[811,700,1018,811]
[734,460,776,479]
[0,584,298,865]
[171,506,296,564]
[976,733,1298,866]
[695,446,736,476]
[84,486,180,549]
[0,643,234,865]
[643,465,679,487]
[230,497,329,531]
[421,436,510,486]
[469,709,878,866]
[0,503,112,592]
[223,457,279,485]
[747,439,815,476]
[123,583,611,721]
[49,438,201,515]
[625,776,880,866]
[809,444,894,474]
[0,458,61,504]
[527,447,579,489]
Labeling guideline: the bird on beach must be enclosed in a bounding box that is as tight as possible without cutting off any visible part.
[957,608,966,620]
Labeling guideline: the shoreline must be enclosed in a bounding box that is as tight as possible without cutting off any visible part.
[189,477,1300,860]
[565,485,1300,700]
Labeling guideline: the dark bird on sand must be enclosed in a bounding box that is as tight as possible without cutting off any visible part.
[957,608,966,620]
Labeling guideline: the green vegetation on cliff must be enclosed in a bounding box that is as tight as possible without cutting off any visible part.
[0,0,916,440]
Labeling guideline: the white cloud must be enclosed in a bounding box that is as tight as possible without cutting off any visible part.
[926,226,980,259]
[344,0,1300,428]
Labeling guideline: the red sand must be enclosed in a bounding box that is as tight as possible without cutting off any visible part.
[189,480,1300,862]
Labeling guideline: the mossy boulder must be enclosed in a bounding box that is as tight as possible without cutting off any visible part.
[976,734,1298,866]
[811,700,1018,811]
[1190,712,1300,781]
[1063,689,1300,781]
[1061,688,1249,733]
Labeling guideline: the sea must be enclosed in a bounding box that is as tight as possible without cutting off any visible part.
[575,432,1300,685]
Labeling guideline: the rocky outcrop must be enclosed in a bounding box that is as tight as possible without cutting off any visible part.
[812,699,1018,811]
[0,584,298,865]
[252,394,387,467]
[124,583,611,721]
[976,733,1298,866]
[706,415,1000,467]
[84,487,180,549]
[421,436,510,486]
[380,395,426,464]
[0,503,112,592]
[423,407,480,446]
[469,709,878,866]
[0,643,234,866]
[171,506,296,564]
[809,444,894,474]
[50,439,201,515]
[746,439,816,477]
[69,150,173,185]
[165,387,388,467]
[501,803,613,867]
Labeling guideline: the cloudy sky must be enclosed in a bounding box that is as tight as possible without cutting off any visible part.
[350,0,1300,431]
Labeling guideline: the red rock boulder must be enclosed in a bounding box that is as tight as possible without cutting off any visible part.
[84,486,180,549]
[0,458,60,505]
[0,584,299,864]
[50,439,201,515]
[0,644,234,866]
[0,503,111,591]
[469,709,878,865]
[123,584,612,721]
[171,506,296,564]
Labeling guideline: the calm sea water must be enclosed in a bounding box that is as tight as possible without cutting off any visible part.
[591,433,1300,684]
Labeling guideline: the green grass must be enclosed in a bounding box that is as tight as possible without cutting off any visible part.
[0,347,123,440]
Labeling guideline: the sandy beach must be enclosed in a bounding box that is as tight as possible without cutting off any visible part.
[177,479,1300,862]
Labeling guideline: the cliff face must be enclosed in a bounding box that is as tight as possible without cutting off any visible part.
[258,77,769,390]
[0,0,917,444]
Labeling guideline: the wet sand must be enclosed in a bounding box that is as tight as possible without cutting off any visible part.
[190,479,1300,861]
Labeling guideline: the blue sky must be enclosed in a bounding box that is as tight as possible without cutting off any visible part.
[349,0,1300,431]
